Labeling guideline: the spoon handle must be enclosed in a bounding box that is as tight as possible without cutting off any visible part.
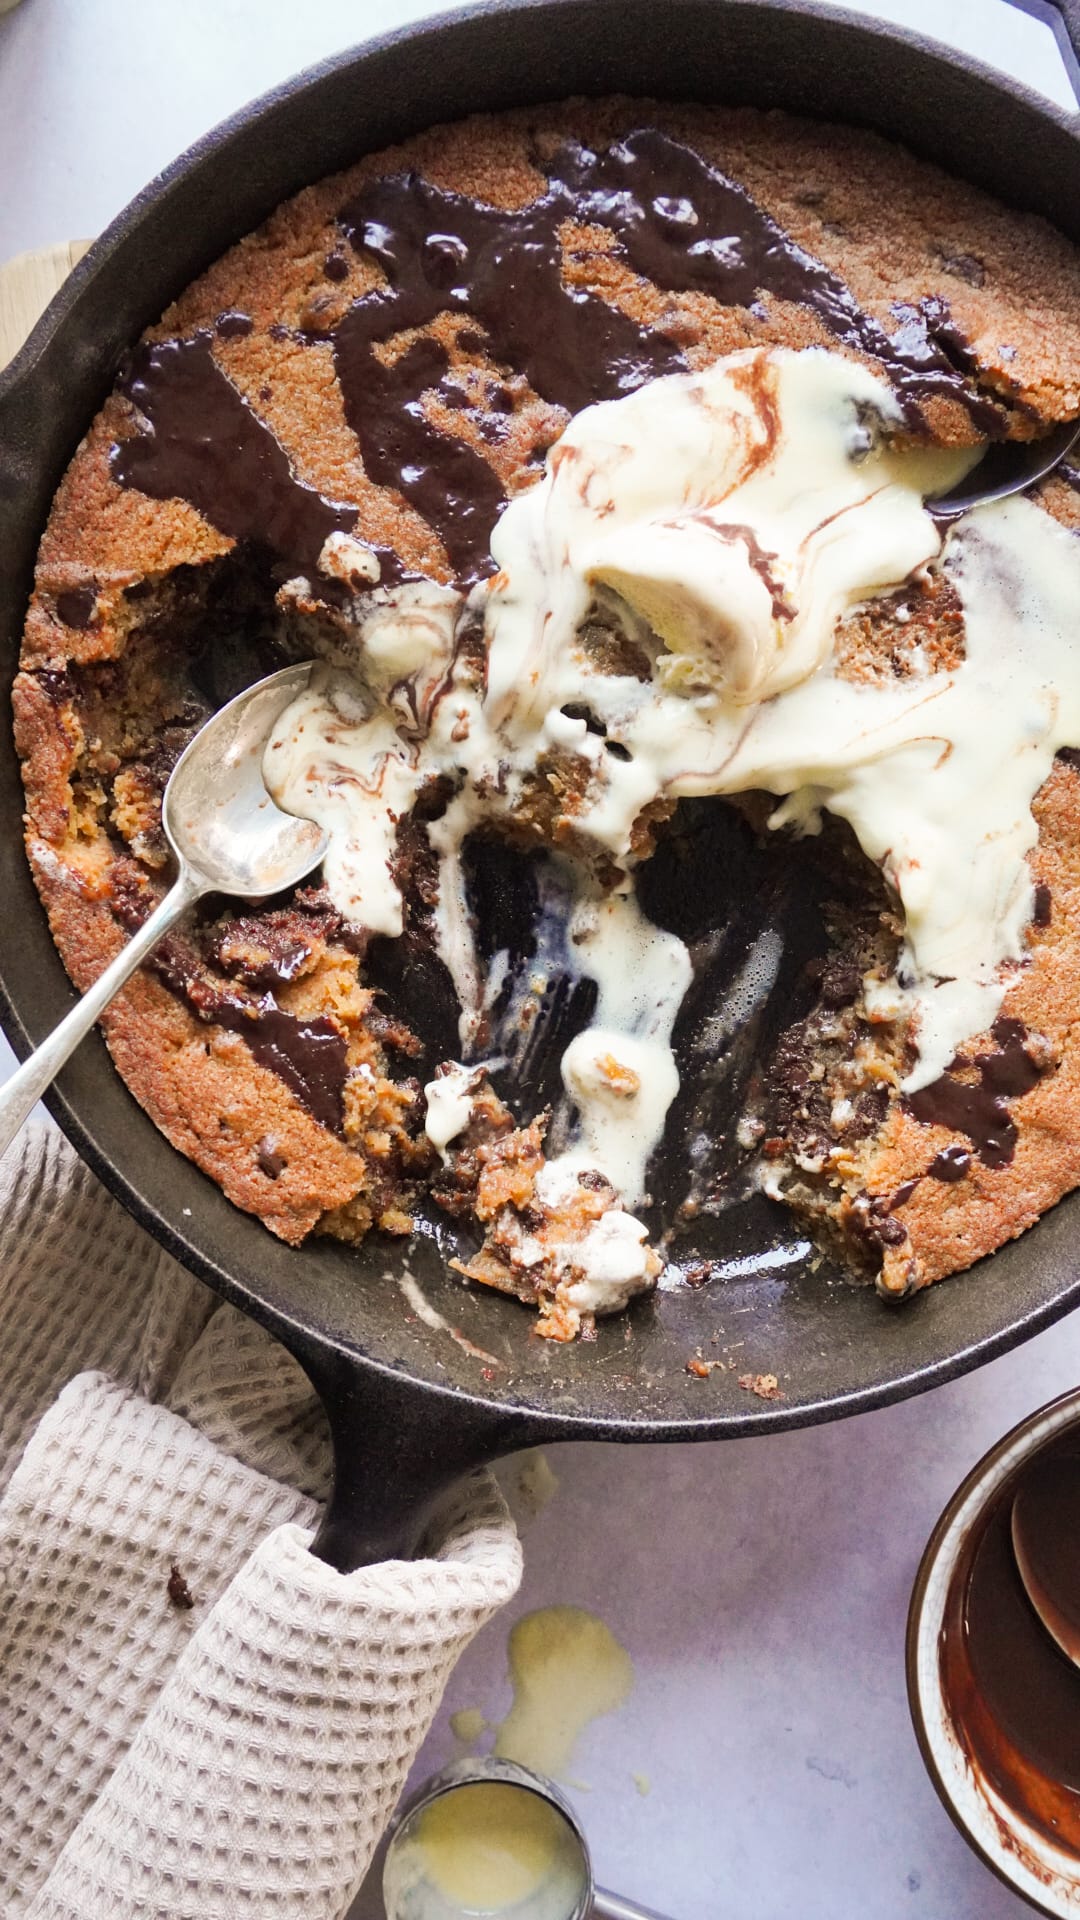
[0,867,204,1161]
[593,1889,674,1920]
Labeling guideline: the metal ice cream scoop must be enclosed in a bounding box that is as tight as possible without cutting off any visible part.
[0,661,327,1161]
[382,1759,672,1920]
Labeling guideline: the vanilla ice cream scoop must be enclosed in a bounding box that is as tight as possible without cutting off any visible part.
[496,347,974,707]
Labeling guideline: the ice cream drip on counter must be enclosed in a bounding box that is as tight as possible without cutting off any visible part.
[448,1605,636,1783]
[266,342,1080,1305]
[494,1606,635,1783]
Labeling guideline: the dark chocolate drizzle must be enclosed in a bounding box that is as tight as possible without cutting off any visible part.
[332,129,1000,579]
[220,996,347,1133]
[111,333,358,575]
[550,133,1002,432]
[154,938,348,1134]
[907,1017,1046,1169]
[113,128,1005,593]
[332,328,508,584]
[111,880,349,1134]
[709,524,795,621]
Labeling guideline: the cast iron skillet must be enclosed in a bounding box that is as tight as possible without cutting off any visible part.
[1,0,1079,1572]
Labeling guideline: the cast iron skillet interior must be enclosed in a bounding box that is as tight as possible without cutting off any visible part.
[0,0,1079,1565]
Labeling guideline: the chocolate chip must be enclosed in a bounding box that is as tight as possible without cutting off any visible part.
[257,1136,286,1179]
[55,584,97,630]
[215,309,253,339]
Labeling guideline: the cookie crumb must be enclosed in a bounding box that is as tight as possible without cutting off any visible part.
[167,1563,195,1610]
[738,1371,783,1400]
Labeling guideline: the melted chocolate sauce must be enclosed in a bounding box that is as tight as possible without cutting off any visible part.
[551,133,1002,433]
[113,128,1005,592]
[940,1432,1080,1854]
[907,1017,1047,1169]
[145,895,355,1130]
[1013,1455,1080,1668]
[224,996,347,1133]
[137,922,348,1134]
[205,910,318,992]
[111,333,358,575]
[55,584,97,630]
[331,327,507,583]
[981,1017,1046,1097]
[709,524,795,621]
[333,129,1000,578]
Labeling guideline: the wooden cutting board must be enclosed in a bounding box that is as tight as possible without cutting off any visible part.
[0,239,91,372]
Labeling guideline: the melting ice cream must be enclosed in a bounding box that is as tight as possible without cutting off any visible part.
[265,344,1080,1306]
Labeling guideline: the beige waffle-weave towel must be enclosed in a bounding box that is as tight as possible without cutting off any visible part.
[0,1124,522,1918]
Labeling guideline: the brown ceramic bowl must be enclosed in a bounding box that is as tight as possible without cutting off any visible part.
[908,1385,1080,1916]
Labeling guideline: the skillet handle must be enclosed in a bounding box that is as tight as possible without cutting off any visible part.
[1006,0,1080,100]
[303,1349,530,1571]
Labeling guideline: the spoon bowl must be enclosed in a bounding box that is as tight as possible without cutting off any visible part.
[1011,1456,1080,1668]
[929,418,1080,518]
[164,661,328,896]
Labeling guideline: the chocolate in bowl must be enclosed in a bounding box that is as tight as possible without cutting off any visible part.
[909,1387,1080,1915]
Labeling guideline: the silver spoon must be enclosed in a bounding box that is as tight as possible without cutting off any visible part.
[0,660,328,1161]
[1011,1455,1080,1667]
[929,418,1080,518]
[383,1759,672,1920]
